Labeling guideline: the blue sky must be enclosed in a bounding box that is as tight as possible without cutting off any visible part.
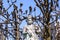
[2,0,41,28]
[2,0,60,29]
[3,0,41,14]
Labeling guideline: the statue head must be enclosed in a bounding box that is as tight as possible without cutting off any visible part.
[27,15,33,25]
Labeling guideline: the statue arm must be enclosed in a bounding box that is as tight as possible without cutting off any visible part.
[35,26,41,34]
[23,27,28,35]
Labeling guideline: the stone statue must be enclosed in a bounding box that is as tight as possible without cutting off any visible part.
[23,15,41,40]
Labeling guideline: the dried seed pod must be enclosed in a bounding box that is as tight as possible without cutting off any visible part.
[19,9,23,13]
[13,4,17,10]
[25,10,28,14]
[34,7,36,11]
[3,8,6,13]
[29,6,32,12]
[7,0,9,3]
[20,3,23,7]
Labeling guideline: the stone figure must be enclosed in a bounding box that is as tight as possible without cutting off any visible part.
[23,15,41,40]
